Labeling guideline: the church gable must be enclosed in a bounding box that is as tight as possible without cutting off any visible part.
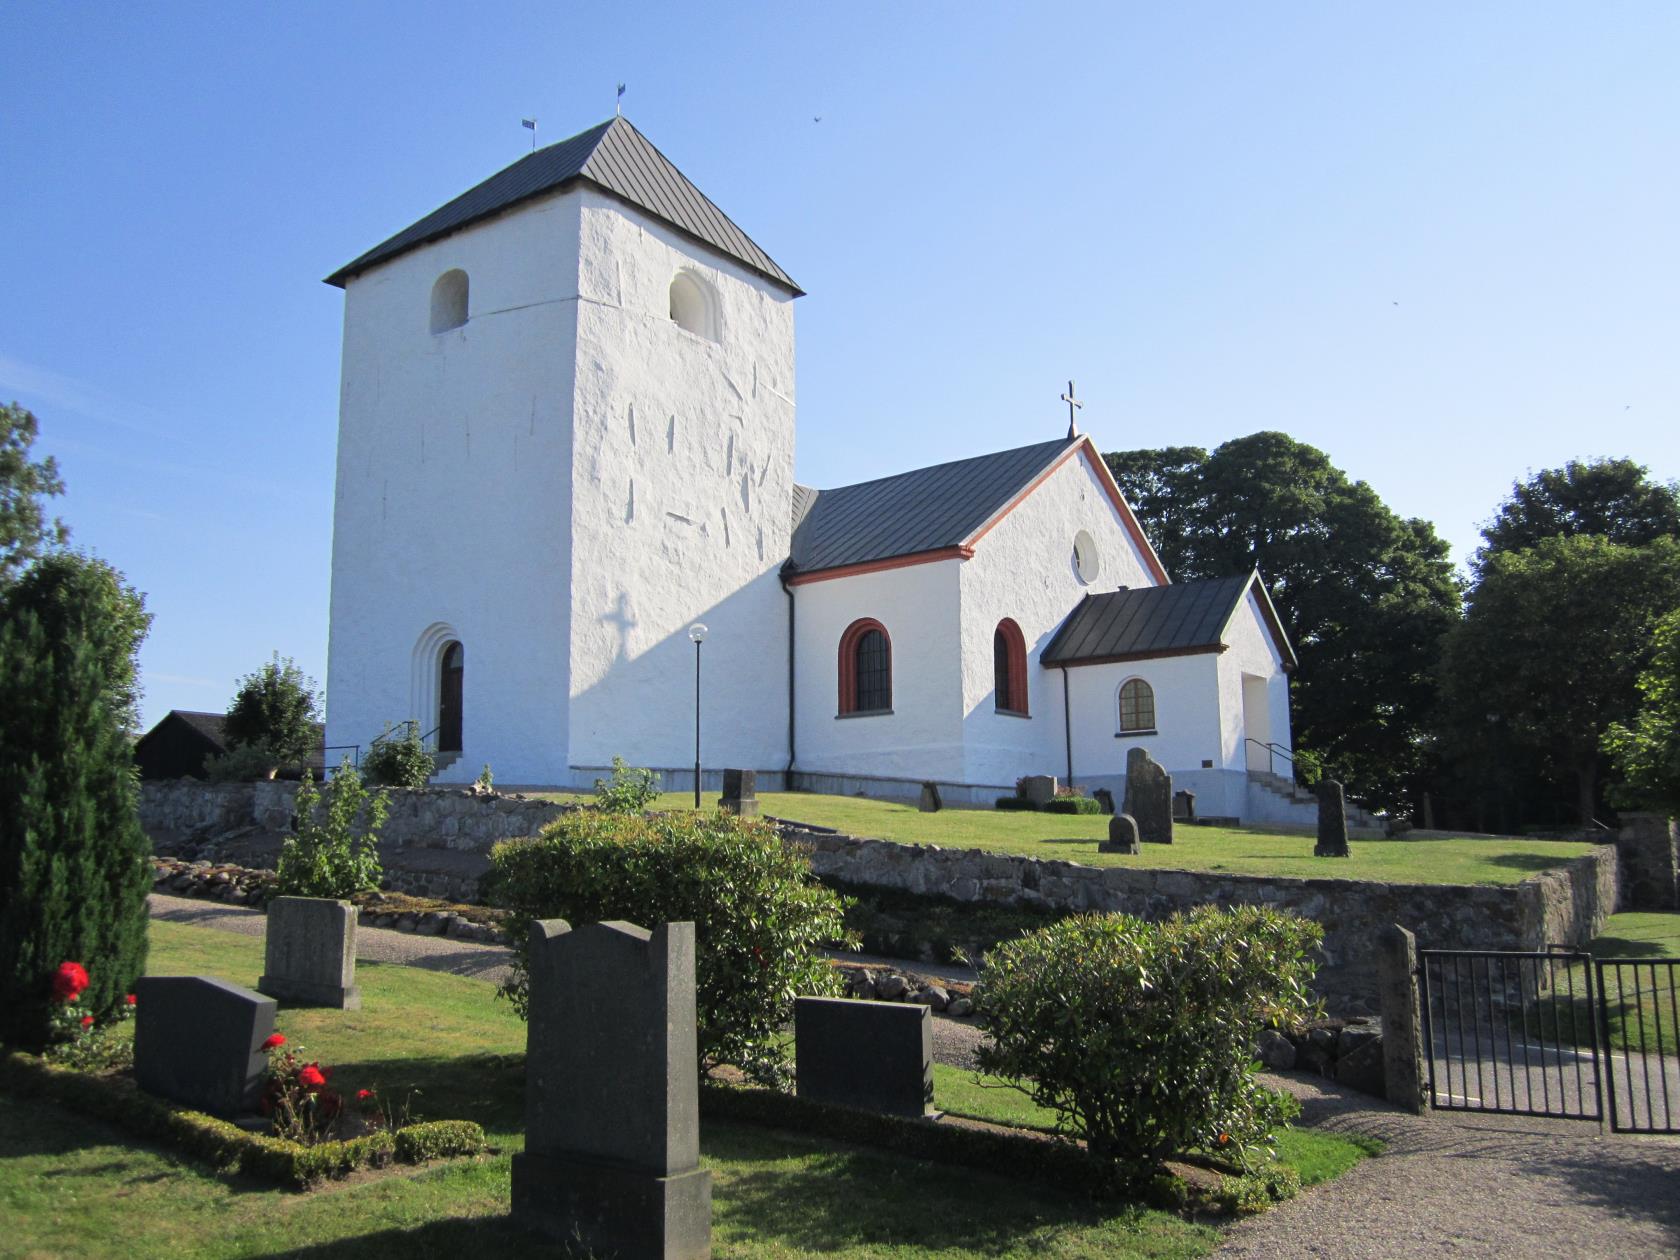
[1042,573,1296,670]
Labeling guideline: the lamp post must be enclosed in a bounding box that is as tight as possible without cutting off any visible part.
[689,623,708,808]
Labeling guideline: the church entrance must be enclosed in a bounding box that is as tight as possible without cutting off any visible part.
[439,641,463,753]
[1242,673,1271,771]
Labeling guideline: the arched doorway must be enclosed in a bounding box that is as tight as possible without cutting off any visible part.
[439,641,464,753]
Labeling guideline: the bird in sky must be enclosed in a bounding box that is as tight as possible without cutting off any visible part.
[813,115,822,123]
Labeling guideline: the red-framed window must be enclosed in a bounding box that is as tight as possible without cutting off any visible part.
[993,618,1029,715]
[838,618,892,715]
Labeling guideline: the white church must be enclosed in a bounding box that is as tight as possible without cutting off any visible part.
[323,117,1304,823]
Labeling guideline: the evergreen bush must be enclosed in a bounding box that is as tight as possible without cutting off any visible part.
[994,796,1036,811]
[974,906,1320,1182]
[592,755,659,813]
[361,721,434,789]
[204,741,282,782]
[1042,795,1103,815]
[275,761,387,899]
[0,554,152,1049]
[487,810,851,1085]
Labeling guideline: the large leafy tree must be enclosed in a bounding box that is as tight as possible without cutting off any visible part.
[1105,432,1462,809]
[1439,537,1680,826]
[1476,458,1680,573]
[0,552,153,1048]
[1,402,68,584]
[1603,607,1680,811]
[224,653,321,765]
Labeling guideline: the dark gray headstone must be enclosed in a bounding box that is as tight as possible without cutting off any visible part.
[795,996,934,1118]
[720,768,758,817]
[917,781,942,813]
[1121,748,1173,843]
[1172,789,1197,822]
[511,919,711,1258]
[1091,787,1115,815]
[1019,775,1057,807]
[133,976,276,1117]
[259,896,360,1009]
[1315,779,1350,857]
[1100,813,1141,854]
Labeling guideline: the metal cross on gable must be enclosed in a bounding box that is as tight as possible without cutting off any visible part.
[1061,380,1082,439]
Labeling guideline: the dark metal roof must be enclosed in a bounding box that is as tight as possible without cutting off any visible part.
[325,117,800,293]
[1041,573,1297,669]
[786,438,1075,577]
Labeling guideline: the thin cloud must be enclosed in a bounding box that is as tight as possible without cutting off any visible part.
[0,352,177,440]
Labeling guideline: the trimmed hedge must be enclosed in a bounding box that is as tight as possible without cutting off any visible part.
[994,796,1036,811]
[1042,796,1104,815]
[0,1053,481,1189]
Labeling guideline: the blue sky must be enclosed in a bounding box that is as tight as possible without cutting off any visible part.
[3,3,1676,732]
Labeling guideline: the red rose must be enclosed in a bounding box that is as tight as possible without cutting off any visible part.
[80,1014,95,1029]
[125,993,137,1006]
[262,1033,286,1050]
[52,961,90,1002]
[356,1088,374,1101]
[298,1065,327,1090]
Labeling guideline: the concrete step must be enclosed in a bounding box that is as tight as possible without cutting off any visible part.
[431,750,462,777]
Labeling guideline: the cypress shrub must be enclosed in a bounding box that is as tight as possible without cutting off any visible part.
[0,555,153,1049]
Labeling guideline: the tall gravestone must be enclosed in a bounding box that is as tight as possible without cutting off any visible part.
[1121,748,1173,843]
[259,896,361,1009]
[917,781,943,813]
[133,975,276,1117]
[511,918,711,1259]
[1091,787,1115,815]
[1315,779,1350,857]
[795,997,934,1118]
[720,768,759,818]
[1019,775,1058,807]
[1100,813,1141,854]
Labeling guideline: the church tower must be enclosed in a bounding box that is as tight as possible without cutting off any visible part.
[323,119,802,785]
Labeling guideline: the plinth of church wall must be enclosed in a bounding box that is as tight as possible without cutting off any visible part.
[792,559,968,782]
[326,187,584,786]
[777,820,1622,1012]
[565,190,796,775]
[954,449,1162,781]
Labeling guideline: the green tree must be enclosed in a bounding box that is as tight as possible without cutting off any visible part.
[0,402,68,586]
[1603,607,1680,811]
[1477,458,1680,573]
[0,553,153,1049]
[276,761,387,899]
[224,653,321,765]
[1105,433,1462,809]
[1439,537,1680,826]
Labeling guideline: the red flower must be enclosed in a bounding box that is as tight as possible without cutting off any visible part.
[262,1033,286,1050]
[124,993,137,1006]
[51,961,90,1002]
[80,1014,95,1029]
[356,1088,374,1101]
[297,1065,327,1090]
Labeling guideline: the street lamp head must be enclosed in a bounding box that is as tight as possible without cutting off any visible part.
[689,623,709,644]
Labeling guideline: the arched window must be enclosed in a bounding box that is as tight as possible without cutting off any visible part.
[1118,677,1156,734]
[438,641,464,752]
[993,618,1029,715]
[838,618,892,715]
[668,270,718,341]
[430,269,469,333]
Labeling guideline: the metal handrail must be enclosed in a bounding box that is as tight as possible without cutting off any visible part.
[369,721,441,750]
[1242,738,1296,777]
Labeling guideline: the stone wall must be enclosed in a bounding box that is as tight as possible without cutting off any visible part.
[782,824,1623,1011]
[1615,814,1679,910]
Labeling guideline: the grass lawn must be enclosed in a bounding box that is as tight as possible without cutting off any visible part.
[0,917,1379,1258]
[528,789,1593,886]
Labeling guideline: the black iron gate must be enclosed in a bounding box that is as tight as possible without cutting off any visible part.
[1419,947,1680,1134]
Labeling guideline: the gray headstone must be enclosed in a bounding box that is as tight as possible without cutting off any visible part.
[1121,748,1173,843]
[1100,813,1141,854]
[1172,789,1197,822]
[720,768,758,817]
[511,919,711,1258]
[259,896,361,1009]
[1091,787,1115,815]
[795,996,934,1118]
[1376,924,1426,1114]
[917,781,942,813]
[1020,775,1057,807]
[1315,779,1350,857]
[133,976,276,1117]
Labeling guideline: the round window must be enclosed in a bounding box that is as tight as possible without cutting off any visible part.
[1073,530,1100,584]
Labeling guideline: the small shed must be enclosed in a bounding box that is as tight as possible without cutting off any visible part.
[134,710,328,780]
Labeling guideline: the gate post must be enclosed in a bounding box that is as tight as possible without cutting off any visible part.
[1377,924,1427,1114]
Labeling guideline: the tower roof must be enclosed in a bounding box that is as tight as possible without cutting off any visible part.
[325,117,801,293]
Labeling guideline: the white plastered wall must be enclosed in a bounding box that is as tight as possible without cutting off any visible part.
[1063,654,1226,805]
[1218,588,1295,820]
[565,189,797,782]
[325,191,583,784]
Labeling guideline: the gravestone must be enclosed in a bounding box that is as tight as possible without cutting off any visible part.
[1172,789,1197,822]
[917,781,942,813]
[133,975,276,1117]
[1315,779,1350,857]
[1121,748,1173,843]
[795,996,934,1118]
[1100,813,1141,854]
[720,768,759,817]
[1091,787,1115,815]
[259,896,361,1009]
[511,918,711,1259]
[1019,775,1057,807]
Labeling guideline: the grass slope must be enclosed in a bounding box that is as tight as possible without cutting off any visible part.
[531,790,1591,886]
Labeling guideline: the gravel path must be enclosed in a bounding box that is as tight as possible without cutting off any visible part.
[1220,1073,1680,1259]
